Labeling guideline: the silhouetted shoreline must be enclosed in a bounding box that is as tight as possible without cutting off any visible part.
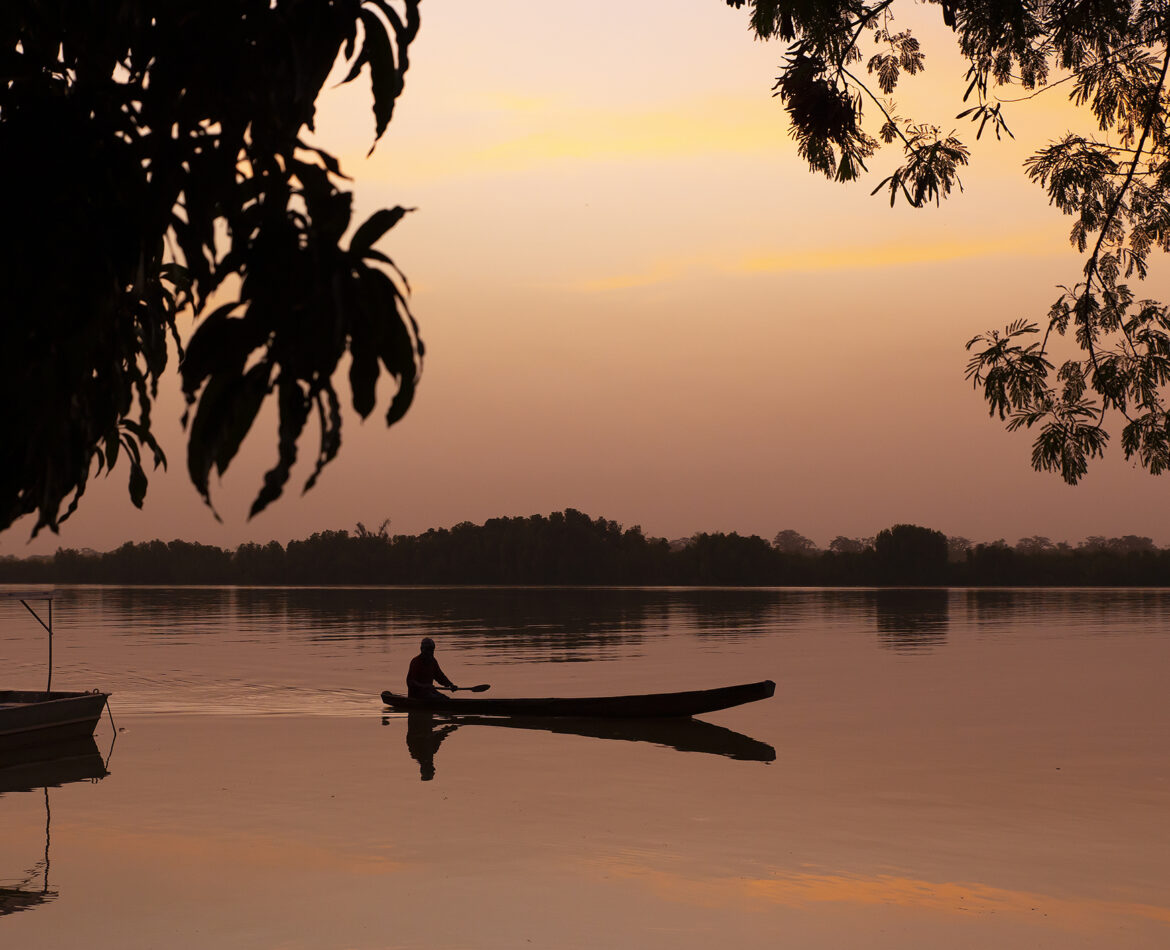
[2,509,1167,587]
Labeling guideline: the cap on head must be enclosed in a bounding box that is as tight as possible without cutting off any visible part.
[420,637,436,653]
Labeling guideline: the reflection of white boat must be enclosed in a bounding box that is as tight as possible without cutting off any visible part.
[2,593,109,754]
[0,876,54,917]
[0,735,108,794]
[0,737,111,917]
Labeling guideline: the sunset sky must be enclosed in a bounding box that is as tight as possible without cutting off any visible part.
[6,0,1170,556]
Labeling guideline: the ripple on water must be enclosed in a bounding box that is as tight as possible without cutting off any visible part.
[102,680,375,717]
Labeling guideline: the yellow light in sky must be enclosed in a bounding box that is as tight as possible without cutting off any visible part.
[738,229,1063,274]
[334,95,797,184]
[567,229,1061,293]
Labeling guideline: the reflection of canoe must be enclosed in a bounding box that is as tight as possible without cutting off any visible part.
[430,713,776,762]
[0,736,108,793]
[380,680,775,718]
[0,691,110,753]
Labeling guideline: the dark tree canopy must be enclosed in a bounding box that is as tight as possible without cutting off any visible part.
[731,0,1170,484]
[2,1,422,536]
[3,510,1168,586]
[772,528,819,554]
[874,523,949,582]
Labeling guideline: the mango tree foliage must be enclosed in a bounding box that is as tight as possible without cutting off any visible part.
[1,0,422,536]
[730,0,1170,483]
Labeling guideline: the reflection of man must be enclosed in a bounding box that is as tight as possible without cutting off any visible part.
[406,711,457,781]
[406,637,458,698]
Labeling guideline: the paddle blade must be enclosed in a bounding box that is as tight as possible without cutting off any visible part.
[467,684,491,692]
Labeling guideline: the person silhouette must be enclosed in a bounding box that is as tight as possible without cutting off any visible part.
[406,637,458,698]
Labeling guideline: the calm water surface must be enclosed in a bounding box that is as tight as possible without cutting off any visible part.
[2,586,1168,948]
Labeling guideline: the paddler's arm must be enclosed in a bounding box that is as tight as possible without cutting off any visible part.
[433,661,457,691]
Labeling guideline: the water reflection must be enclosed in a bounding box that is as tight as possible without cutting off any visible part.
[389,709,775,780]
[871,590,949,653]
[961,587,1170,631]
[403,711,458,781]
[0,736,108,792]
[46,587,1170,656]
[69,586,669,662]
[47,586,964,665]
[0,738,110,917]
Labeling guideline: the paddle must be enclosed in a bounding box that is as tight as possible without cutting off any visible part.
[439,684,491,693]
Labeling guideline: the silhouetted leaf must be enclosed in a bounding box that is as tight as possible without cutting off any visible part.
[128,460,148,509]
[186,374,235,511]
[360,10,400,149]
[215,363,272,477]
[349,345,379,418]
[350,206,413,257]
[181,304,254,397]
[250,379,311,519]
[294,159,352,242]
[304,388,343,493]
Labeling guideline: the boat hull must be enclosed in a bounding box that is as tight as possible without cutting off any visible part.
[380,680,775,718]
[0,691,109,753]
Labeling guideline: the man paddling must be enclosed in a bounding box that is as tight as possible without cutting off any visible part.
[407,637,459,698]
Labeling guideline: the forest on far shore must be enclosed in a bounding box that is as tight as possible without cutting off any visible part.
[1,510,1167,587]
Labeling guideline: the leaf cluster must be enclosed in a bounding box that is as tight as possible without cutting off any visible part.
[1,0,422,535]
[730,0,1170,483]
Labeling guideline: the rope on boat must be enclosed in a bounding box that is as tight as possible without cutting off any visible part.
[98,692,118,772]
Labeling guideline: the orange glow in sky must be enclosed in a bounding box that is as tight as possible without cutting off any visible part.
[5,0,1170,555]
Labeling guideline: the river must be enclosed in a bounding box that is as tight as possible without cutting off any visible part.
[2,586,1168,948]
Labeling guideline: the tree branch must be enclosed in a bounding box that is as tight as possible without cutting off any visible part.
[1073,40,1170,379]
[841,65,913,151]
[833,0,897,83]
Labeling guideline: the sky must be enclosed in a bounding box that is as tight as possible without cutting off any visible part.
[6,0,1170,556]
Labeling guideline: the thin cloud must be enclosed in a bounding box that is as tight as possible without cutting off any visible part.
[567,231,1061,293]
[340,96,796,183]
[739,232,1060,274]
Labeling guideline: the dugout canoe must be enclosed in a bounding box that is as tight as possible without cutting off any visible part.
[380,680,775,719]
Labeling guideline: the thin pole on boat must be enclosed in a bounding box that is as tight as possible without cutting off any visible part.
[19,597,54,695]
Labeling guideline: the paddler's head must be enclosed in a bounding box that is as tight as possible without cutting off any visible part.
[420,637,436,654]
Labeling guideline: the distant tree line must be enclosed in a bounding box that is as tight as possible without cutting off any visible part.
[1,510,1168,587]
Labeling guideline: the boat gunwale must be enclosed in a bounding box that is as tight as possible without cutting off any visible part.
[380,680,775,719]
[0,690,110,704]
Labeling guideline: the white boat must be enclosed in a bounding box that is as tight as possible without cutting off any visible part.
[1,592,109,757]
